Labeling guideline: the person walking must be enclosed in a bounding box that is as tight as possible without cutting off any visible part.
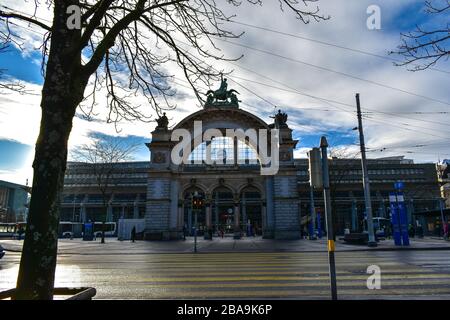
[131,226,136,243]
[182,224,187,240]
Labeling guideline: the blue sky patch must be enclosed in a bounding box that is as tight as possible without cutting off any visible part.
[0,46,43,84]
[0,139,33,170]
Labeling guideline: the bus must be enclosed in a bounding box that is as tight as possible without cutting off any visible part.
[0,223,17,238]
[0,222,26,238]
[58,221,83,238]
[92,222,117,238]
[58,221,117,238]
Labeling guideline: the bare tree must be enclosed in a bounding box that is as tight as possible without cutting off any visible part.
[391,0,450,71]
[0,0,327,299]
[71,134,140,234]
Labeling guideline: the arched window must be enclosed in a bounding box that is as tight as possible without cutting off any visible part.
[188,136,258,164]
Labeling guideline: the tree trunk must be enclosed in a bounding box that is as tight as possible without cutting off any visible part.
[15,1,86,299]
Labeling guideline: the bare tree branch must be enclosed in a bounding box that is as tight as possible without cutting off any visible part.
[391,0,450,71]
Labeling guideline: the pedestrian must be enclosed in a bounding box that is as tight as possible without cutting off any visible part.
[220,227,224,238]
[408,224,415,238]
[443,222,449,240]
[17,226,24,241]
[417,224,424,238]
[182,224,187,240]
[131,226,136,243]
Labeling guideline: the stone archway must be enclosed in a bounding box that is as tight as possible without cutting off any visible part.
[240,186,263,237]
[211,186,235,236]
[182,186,206,236]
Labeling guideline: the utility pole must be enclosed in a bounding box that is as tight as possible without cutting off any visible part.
[355,94,377,247]
[320,136,338,300]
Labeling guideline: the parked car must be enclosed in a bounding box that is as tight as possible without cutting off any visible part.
[0,245,5,259]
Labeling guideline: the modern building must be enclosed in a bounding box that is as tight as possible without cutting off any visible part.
[60,161,148,223]
[0,180,29,222]
[60,80,442,239]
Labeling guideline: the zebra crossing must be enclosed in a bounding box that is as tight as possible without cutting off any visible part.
[2,250,450,299]
[89,251,450,299]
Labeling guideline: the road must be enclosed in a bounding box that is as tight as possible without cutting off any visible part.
[2,249,450,299]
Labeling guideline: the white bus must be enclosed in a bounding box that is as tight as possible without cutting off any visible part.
[93,222,117,238]
[59,221,83,238]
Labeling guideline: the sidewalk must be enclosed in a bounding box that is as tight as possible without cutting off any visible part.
[2,236,450,254]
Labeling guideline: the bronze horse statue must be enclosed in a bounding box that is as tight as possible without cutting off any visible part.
[206,77,240,103]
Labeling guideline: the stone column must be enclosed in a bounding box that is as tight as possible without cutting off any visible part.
[233,197,241,239]
[234,137,238,166]
[242,196,247,235]
[205,200,212,240]
[188,207,192,234]
[178,201,184,229]
[169,180,179,238]
[261,201,267,236]
[215,192,219,231]
[264,177,275,238]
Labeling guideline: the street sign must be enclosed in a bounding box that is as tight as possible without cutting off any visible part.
[389,192,410,246]
[83,222,94,241]
[397,192,410,246]
[394,181,404,190]
[389,192,402,246]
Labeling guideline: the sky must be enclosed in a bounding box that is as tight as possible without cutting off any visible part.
[0,0,449,185]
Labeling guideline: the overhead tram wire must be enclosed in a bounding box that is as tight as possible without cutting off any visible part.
[163,40,450,139]
[213,37,450,107]
[223,19,450,75]
[173,38,450,124]
[170,45,450,156]
[221,62,450,128]
[359,115,448,140]
[228,72,450,128]
[228,60,450,115]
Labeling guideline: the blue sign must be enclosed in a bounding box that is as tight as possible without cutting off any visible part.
[83,222,94,241]
[317,212,322,239]
[397,192,410,246]
[389,192,402,246]
[394,181,404,190]
[389,192,410,246]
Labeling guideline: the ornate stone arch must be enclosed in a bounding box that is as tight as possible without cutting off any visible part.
[181,183,208,198]
[237,183,264,198]
[173,107,271,154]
